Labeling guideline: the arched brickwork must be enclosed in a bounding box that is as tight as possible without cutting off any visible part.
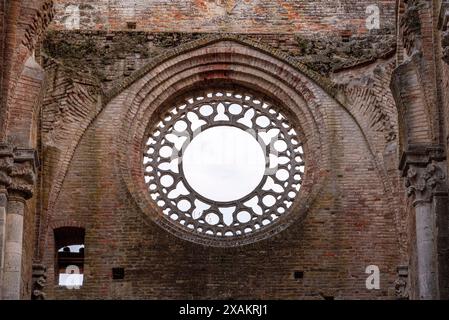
[41,36,400,247]
[0,0,54,142]
[40,37,337,249]
[115,39,333,246]
[38,35,400,298]
[7,56,46,148]
[2,0,449,302]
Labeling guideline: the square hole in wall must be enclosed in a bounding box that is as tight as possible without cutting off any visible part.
[294,271,304,280]
[112,267,125,280]
[126,21,137,29]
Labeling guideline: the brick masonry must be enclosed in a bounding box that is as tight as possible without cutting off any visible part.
[36,35,403,299]
[50,0,396,35]
[1,0,449,300]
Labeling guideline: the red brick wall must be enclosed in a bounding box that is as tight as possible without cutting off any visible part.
[0,0,52,139]
[39,38,402,299]
[41,89,400,299]
[50,0,396,35]
[0,0,408,300]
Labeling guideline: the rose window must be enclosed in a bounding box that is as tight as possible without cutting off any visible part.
[143,90,305,241]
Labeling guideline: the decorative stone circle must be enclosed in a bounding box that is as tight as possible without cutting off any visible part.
[143,90,305,243]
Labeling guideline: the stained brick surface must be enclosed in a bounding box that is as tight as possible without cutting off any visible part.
[2,0,448,301]
[36,37,403,299]
[50,0,396,35]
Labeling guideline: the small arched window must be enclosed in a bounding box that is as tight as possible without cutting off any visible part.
[54,227,85,287]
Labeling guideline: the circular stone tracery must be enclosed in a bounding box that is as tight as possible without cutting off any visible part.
[143,90,305,240]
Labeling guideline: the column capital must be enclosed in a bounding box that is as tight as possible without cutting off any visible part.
[0,144,39,200]
[8,148,39,200]
[400,145,447,206]
[0,143,14,190]
[399,145,446,172]
[404,161,447,206]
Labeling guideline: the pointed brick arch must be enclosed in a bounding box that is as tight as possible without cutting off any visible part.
[0,0,54,142]
[41,35,392,249]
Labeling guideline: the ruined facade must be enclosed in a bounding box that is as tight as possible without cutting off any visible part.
[0,0,448,300]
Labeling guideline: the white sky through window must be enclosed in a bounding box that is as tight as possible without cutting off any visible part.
[182,126,266,202]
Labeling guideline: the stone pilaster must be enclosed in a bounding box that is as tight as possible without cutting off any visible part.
[438,1,449,64]
[400,0,430,57]
[401,146,448,300]
[0,144,14,189]
[0,143,14,298]
[1,146,38,300]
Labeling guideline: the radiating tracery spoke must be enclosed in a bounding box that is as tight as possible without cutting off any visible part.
[143,90,305,239]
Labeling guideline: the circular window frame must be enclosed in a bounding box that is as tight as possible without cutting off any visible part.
[139,86,310,246]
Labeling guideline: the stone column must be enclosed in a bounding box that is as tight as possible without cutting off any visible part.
[403,156,447,300]
[0,192,6,282]
[1,148,37,300]
[0,144,14,293]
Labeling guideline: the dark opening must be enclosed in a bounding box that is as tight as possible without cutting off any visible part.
[112,267,125,280]
[341,30,352,43]
[54,227,85,287]
[294,271,304,279]
[126,21,137,29]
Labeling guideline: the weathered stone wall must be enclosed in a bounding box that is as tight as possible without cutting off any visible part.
[42,30,396,92]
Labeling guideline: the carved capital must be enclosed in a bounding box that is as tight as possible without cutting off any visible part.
[8,148,39,200]
[394,266,410,300]
[0,145,39,200]
[31,264,47,300]
[399,145,446,170]
[0,143,14,188]
[404,161,447,206]
[438,1,449,64]
[400,0,429,56]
